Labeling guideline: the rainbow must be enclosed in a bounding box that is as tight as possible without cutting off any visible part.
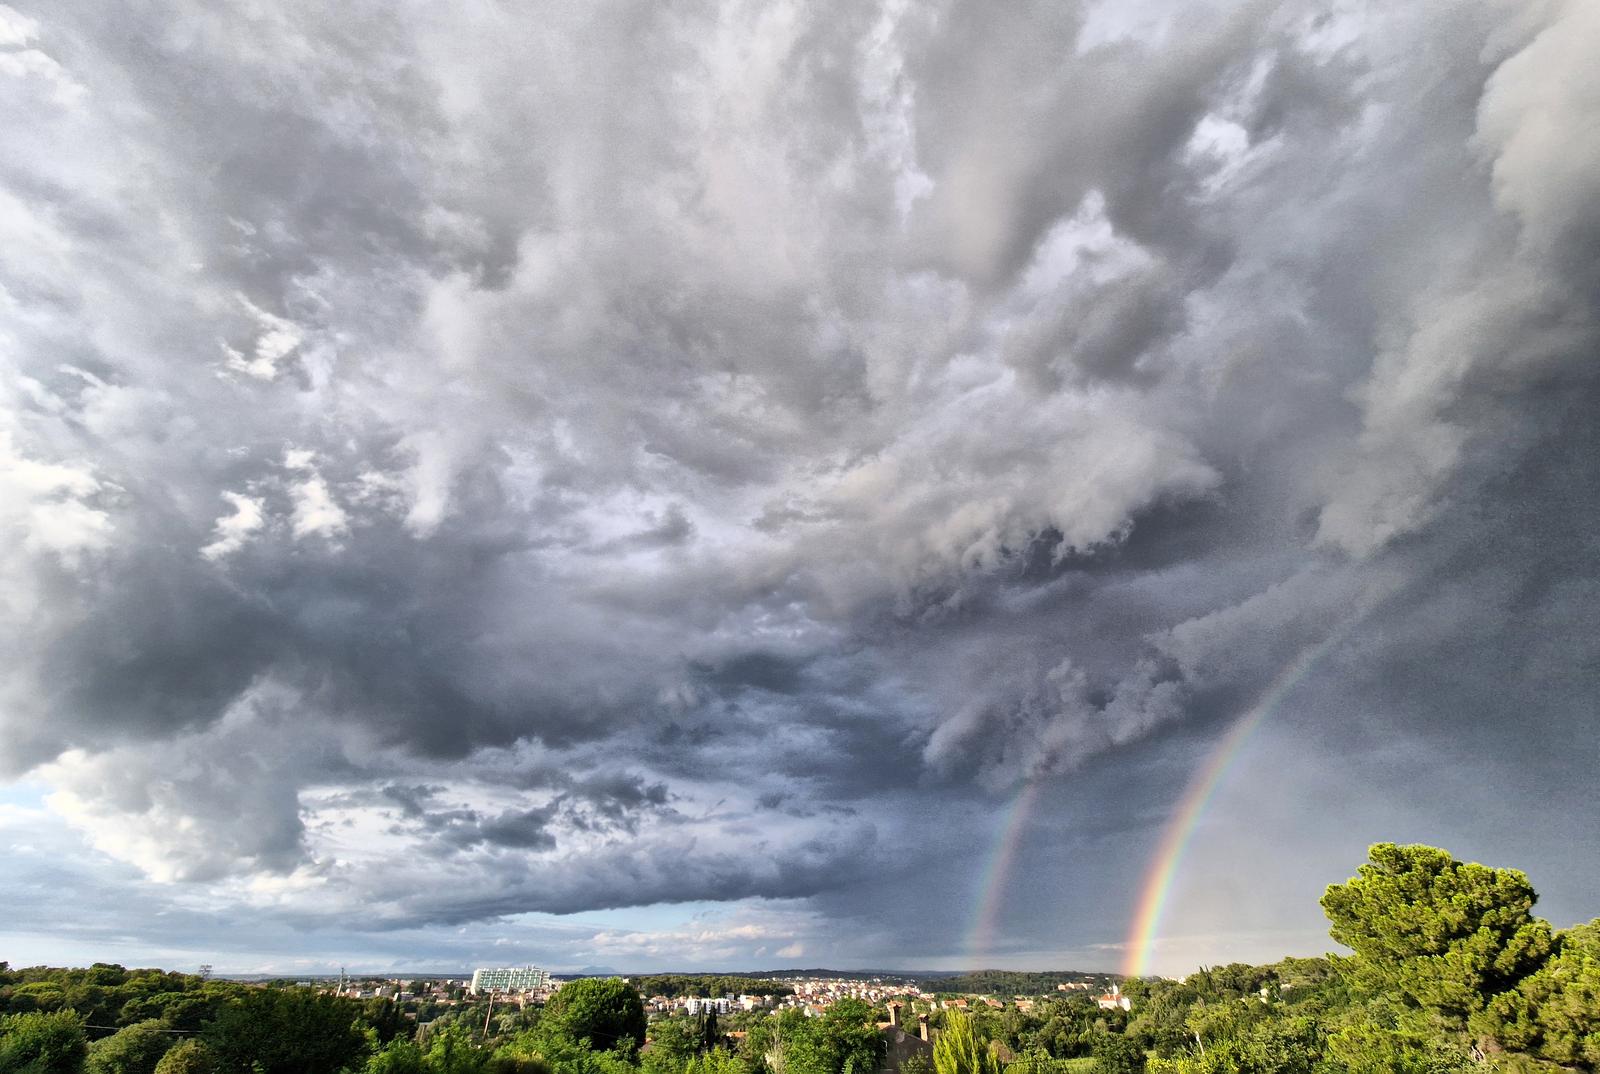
[967,778,1044,965]
[1120,620,1365,978]
[961,593,1383,975]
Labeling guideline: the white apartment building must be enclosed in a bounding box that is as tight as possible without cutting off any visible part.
[470,965,552,995]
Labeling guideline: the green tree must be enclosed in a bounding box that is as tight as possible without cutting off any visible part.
[360,999,412,1046]
[1123,983,1197,1060]
[85,1021,172,1074]
[202,989,366,1074]
[642,1020,698,1074]
[765,1003,882,1074]
[821,1000,886,1074]
[1149,1014,1321,1074]
[6,985,68,1015]
[1323,1021,1472,1074]
[934,1011,1001,1074]
[1003,1049,1056,1074]
[0,1010,89,1074]
[1233,1016,1322,1074]
[421,1024,493,1074]
[994,1010,1029,1053]
[1479,918,1600,1068]
[494,1023,633,1074]
[685,1048,748,1074]
[151,996,214,1035]
[1088,1034,1141,1074]
[545,981,647,1055]
[362,1037,428,1074]
[1321,843,1554,1029]
[1181,1002,1253,1058]
[150,1041,220,1074]
[702,1010,721,1055]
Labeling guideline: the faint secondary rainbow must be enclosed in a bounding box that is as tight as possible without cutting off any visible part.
[964,594,1385,973]
[967,777,1044,965]
[1120,620,1365,978]
[966,630,1342,968]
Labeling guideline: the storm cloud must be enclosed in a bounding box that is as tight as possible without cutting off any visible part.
[1,0,1597,973]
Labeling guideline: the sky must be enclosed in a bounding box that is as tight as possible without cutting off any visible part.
[1,0,1597,979]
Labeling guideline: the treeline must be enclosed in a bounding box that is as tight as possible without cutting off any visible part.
[0,965,419,1074]
[0,965,239,1030]
[720,971,901,983]
[630,978,793,999]
[0,970,878,1074]
[919,973,1115,998]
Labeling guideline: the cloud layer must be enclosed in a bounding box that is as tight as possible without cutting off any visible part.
[2,0,1597,973]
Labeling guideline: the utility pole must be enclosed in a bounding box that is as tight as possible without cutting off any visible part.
[483,990,496,1038]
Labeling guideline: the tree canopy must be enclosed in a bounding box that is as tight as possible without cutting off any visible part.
[1321,843,1555,1027]
[0,1010,89,1074]
[933,1011,1001,1074]
[545,979,648,1055]
[85,1021,172,1074]
[202,988,367,1074]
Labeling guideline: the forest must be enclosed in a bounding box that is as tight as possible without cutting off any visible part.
[916,973,1115,998]
[629,978,793,1000]
[1,845,1595,1074]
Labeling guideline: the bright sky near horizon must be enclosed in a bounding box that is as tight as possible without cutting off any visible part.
[2,0,1598,977]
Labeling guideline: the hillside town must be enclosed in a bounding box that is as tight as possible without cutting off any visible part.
[312,967,1123,1024]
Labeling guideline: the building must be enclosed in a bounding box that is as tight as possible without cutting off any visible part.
[1095,984,1131,1012]
[876,1006,934,1074]
[470,966,552,995]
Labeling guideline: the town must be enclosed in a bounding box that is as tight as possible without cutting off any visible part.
[311,966,1132,1032]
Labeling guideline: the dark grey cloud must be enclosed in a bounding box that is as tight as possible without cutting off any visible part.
[1,0,1597,973]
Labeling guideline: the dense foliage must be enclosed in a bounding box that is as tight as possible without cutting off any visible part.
[85,1020,173,1074]
[631,980,793,1001]
[744,999,884,1074]
[921,976,1113,998]
[0,1010,89,1074]
[934,1012,1001,1074]
[544,978,648,1055]
[3,844,1597,1074]
[202,988,369,1074]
